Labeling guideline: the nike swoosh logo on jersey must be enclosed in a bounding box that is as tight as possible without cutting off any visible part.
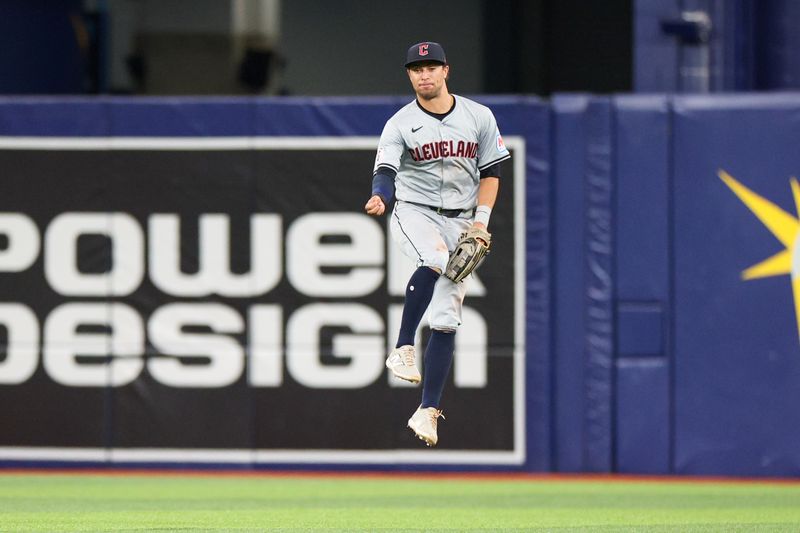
[411,126,424,133]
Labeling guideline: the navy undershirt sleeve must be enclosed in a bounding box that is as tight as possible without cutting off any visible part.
[479,162,502,179]
[372,167,397,204]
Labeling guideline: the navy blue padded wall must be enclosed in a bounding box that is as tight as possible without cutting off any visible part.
[583,99,614,473]
[551,95,590,472]
[551,96,614,473]
[672,94,800,476]
[613,95,671,474]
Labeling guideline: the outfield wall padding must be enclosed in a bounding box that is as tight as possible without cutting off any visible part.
[2,94,800,476]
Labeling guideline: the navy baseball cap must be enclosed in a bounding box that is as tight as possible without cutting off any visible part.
[405,42,447,67]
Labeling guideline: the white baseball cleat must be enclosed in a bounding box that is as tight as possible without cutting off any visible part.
[385,345,421,384]
[407,406,445,447]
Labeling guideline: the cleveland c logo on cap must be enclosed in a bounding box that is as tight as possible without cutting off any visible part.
[418,44,429,56]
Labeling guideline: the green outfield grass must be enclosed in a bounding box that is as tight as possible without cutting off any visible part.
[1,471,799,532]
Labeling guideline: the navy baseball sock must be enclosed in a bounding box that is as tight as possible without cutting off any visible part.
[395,266,439,347]
[421,330,455,408]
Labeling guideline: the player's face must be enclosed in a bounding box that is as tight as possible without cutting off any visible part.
[407,62,449,100]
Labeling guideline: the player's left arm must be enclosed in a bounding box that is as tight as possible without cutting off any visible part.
[473,177,499,231]
[474,107,510,232]
[444,175,497,282]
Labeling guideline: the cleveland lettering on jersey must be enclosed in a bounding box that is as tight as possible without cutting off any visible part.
[408,140,478,162]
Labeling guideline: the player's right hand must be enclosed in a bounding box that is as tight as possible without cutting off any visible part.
[364,195,386,216]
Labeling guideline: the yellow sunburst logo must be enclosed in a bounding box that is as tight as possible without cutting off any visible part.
[719,169,800,341]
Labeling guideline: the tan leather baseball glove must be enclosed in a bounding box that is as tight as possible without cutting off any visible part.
[444,226,491,283]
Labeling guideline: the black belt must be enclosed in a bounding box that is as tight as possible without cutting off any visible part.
[404,201,475,218]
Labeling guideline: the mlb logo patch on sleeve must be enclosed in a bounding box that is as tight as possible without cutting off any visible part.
[496,134,507,153]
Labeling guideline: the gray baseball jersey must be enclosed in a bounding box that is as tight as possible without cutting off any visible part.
[373,95,511,210]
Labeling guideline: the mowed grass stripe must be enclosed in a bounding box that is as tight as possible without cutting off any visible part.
[1,473,799,531]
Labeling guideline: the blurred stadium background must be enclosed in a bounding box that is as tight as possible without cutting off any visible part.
[2,0,800,483]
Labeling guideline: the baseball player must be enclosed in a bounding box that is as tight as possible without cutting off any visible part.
[364,41,510,446]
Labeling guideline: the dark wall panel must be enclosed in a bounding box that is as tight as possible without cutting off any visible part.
[672,94,800,476]
[613,95,671,473]
[0,96,545,470]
